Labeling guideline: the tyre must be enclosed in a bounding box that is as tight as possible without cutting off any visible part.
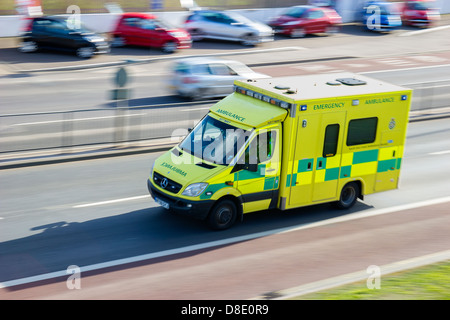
[111,36,126,47]
[18,40,38,53]
[187,88,204,101]
[240,34,256,46]
[334,182,360,209]
[189,29,204,41]
[325,25,339,35]
[290,28,306,38]
[207,199,237,230]
[76,46,95,59]
[162,41,177,53]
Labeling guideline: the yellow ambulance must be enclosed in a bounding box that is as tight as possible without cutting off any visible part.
[148,72,412,230]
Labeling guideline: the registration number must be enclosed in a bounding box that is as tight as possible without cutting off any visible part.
[155,197,170,210]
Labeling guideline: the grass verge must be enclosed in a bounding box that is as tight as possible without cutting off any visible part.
[292,260,450,300]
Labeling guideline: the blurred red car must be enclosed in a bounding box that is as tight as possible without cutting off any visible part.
[268,5,342,38]
[400,0,440,27]
[111,12,191,53]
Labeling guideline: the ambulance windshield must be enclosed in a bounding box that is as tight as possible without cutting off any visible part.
[179,115,250,165]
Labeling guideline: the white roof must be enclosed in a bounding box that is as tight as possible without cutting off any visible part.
[237,73,410,101]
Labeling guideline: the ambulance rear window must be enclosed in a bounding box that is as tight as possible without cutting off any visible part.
[323,124,339,157]
[347,117,378,146]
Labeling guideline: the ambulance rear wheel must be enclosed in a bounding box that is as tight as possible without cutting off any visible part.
[334,182,359,209]
[207,199,237,230]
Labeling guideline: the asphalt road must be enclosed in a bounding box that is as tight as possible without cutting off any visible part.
[1,60,450,155]
[0,19,449,300]
[0,117,449,299]
[1,21,450,156]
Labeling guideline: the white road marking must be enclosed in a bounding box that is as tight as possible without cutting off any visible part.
[430,150,450,155]
[73,195,150,208]
[180,106,212,112]
[399,25,450,37]
[294,64,335,72]
[2,196,450,289]
[13,113,146,127]
[408,55,448,63]
[375,57,417,67]
[360,63,450,74]
[344,63,371,68]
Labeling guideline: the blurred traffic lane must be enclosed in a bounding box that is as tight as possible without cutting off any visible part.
[1,61,449,159]
[1,18,450,74]
[1,199,449,299]
[0,118,449,291]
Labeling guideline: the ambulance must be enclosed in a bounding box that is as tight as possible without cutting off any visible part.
[148,72,412,230]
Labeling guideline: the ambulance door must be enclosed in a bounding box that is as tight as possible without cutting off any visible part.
[288,114,321,207]
[375,130,401,192]
[311,111,346,202]
[234,124,281,213]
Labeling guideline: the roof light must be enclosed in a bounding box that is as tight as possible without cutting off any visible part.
[336,78,367,86]
[274,85,290,90]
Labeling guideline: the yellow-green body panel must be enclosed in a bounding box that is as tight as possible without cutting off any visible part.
[149,73,412,219]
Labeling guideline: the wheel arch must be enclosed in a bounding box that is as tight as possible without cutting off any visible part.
[208,194,244,222]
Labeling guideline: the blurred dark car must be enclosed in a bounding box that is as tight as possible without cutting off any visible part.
[268,5,342,38]
[18,16,110,59]
[400,0,440,27]
[111,12,191,53]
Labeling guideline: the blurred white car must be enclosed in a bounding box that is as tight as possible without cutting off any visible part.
[184,10,274,46]
[169,57,271,100]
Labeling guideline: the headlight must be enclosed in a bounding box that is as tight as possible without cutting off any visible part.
[85,36,104,42]
[182,183,208,197]
[168,31,185,38]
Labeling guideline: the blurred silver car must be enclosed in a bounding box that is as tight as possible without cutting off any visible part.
[169,57,271,100]
[184,10,274,46]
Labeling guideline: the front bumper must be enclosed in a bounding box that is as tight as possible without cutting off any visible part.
[148,179,214,220]
[407,19,435,27]
[94,42,110,54]
[176,38,192,49]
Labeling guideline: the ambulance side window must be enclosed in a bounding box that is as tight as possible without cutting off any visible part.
[323,124,339,157]
[347,117,378,146]
[244,130,277,164]
[258,130,276,163]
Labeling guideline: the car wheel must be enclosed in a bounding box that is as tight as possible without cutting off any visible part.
[162,41,177,53]
[189,29,204,41]
[325,25,339,35]
[111,36,126,47]
[76,46,95,59]
[188,88,204,101]
[333,182,360,209]
[290,28,306,38]
[207,199,237,230]
[240,34,256,46]
[18,40,38,53]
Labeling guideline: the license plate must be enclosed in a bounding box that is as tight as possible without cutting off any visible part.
[155,197,169,210]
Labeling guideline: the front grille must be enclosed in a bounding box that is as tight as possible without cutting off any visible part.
[153,172,183,194]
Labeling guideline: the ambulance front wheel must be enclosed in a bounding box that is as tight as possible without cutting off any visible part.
[207,199,237,230]
[334,182,360,209]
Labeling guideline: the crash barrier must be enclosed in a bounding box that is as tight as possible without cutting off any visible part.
[0,79,448,155]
